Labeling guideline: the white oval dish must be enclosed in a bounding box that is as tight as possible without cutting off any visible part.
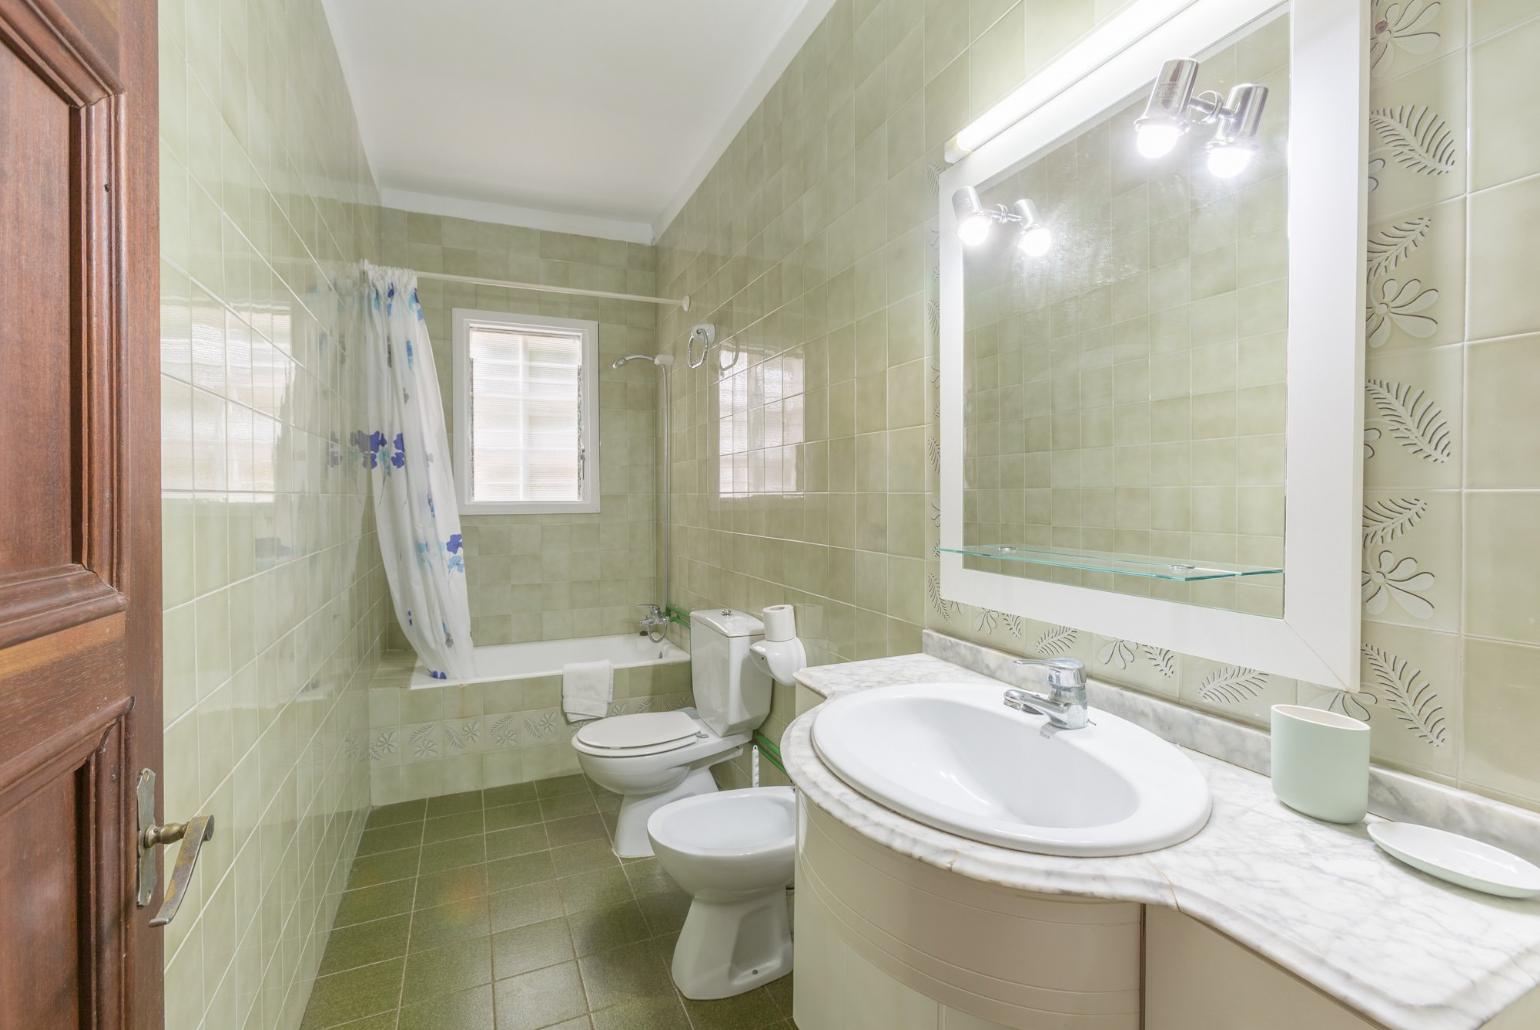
[1368,821,1540,899]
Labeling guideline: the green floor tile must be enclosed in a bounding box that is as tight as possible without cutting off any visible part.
[486,823,550,859]
[539,793,598,821]
[358,821,425,856]
[483,782,539,807]
[548,839,618,875]
[403,936,494,1000]
[423,810,486,843]
[415,864,490,910]
[493,961,588,1030]
[765,973,793,1015]
[492,917,575,979]
[319,913,411,975]
[681,986,785,1030]
[576,941,675,1011]
[397,983,494,1030]
[533,774,589,799]
[558,868,634,916]
[635,891,692,938]
[589,995,691,1030]
[620,859,679,898]
[425,790,483,817]
[485,801,543,830]
[566,901,650,958]
[411,897,492,951]
[490,883,567,933]
[487,850,557,892]
[543,814,607,847]
[300,957,404,1028]
[335,880,417,927]
[365,799,426,829]
[347,847,422,890]
[326,1011,399,1030]
[420,835,487,874]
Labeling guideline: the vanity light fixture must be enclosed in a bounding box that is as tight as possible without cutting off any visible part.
[952,187,994,246]
[952,189,1052,256]
[1012,199,1053,257]
[1132,58,1268,177]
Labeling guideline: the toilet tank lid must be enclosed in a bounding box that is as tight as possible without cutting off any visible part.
[690,608,764,637]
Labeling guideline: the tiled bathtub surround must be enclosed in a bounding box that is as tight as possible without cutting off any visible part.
[158,0,386,1028]
[367,652,693,804]
[300,777,793,1029]
[655,0,1540,812]
[376,209,663,648]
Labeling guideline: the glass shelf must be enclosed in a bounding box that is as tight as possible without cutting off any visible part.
[939,543,1283,582]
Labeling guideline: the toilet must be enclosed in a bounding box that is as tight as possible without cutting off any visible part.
[647,786,797,999]
[572,608,771,858]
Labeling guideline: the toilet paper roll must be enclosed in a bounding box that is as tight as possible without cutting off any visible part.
[762,604,796,642]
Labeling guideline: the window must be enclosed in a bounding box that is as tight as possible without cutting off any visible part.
[452,309,599,514]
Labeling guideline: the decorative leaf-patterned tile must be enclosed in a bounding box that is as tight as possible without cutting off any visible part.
[1361,489,1460,632]
[1363,343,1461,489]
[1370,0,1466,82]
[403,722,445,762]
[1086,635,1180,697]
[1024,620,1089,661]
[1300,622,1459,780]
[1179,658,1295,726]
[369,728,400,765]
[1364,199,1464,350]
[1366,51,1466,216]
[443,717,483,756]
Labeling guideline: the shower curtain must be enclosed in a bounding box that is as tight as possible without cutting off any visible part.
[357,263,475,679]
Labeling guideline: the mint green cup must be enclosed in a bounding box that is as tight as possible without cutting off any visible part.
[1270,704,1370,824]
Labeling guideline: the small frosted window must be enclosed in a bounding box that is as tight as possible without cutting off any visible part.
[454,311,599,513]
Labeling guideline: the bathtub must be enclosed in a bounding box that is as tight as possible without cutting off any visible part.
[409,632,690,690]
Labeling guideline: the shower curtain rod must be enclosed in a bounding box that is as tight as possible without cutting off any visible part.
[411,269,690,311]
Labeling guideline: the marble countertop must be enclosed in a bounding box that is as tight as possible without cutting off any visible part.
[787,654,1540,1030]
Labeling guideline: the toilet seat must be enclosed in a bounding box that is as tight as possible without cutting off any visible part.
[574,711,705,757]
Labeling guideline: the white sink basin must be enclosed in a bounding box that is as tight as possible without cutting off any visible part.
[811,682,1211,856]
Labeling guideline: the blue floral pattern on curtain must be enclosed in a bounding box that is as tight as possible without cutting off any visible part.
[358,263,475,679]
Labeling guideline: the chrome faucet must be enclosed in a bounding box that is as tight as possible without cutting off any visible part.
[1003,658,1089,730]
[633,603,669,640]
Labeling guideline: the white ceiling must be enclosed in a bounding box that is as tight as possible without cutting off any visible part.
[323,0,828,244]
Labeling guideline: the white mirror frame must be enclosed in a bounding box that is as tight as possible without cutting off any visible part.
[939,0,1368,691]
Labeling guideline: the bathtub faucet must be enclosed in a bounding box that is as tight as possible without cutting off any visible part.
[634,603,669,641]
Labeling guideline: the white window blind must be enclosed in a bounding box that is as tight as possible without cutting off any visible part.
[453,310,599,514]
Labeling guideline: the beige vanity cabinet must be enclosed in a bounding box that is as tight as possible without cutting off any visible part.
[793,795,1540,1030]
[1144,907,1379,1029]
[1144,906,1540,1030]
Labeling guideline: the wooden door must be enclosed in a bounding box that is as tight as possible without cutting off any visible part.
[0,0,161,1027]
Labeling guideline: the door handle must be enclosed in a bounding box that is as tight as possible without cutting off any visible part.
[134,769,215,926]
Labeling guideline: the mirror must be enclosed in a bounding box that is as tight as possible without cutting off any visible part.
[939,0,1367,690]
[961,13,1290,618]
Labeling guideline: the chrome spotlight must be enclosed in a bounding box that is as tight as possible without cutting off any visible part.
[952,187,993,246]
[952,189,1052,256]
[1132,58,1269,177]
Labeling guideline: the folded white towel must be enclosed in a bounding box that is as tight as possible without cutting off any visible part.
[562,660,613,722]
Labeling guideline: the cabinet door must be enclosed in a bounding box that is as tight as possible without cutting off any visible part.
[1144,907,1381,1030]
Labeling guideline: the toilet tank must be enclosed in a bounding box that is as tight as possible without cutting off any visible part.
[690,608,770,736]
